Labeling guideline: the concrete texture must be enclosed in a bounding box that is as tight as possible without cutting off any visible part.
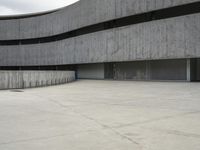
[0,0,199,40]
[0,0,199,82]
[0,71,75,89]
[0,14,199,66]
[0,80,199,150]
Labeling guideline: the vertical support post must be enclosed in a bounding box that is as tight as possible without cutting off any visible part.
[146,61,151,80]
[186,59,191,82]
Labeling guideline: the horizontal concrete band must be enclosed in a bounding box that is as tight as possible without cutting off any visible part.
[0,14,199,66]
[0,71,75,90]
[1,1,200,46]
[0,0,199,40]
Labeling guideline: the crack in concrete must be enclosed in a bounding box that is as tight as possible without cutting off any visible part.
[146,127,200,139]
[0,134,69,146]
[111,111,200,129]
[78,113,142,148]
[34,95,143,149]
[70,110,143,150]
[24,92,200,149]
[0,129,97,146]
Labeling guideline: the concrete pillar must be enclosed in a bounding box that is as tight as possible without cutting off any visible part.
[186,59,191,82]
[145,61,151,80]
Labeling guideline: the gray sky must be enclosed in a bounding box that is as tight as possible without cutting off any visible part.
[0,0,79,15]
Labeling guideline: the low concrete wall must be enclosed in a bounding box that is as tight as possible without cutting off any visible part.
[0,71,75,90]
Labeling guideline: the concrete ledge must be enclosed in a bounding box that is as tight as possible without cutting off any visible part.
[0,71,75,90]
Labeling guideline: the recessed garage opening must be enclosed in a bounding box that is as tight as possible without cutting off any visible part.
[76,59,199,82]
[197,59,200,81]
[190,58,200,82]
[77,64,105,80]
[109,59,187,81]
[0,59,199,82]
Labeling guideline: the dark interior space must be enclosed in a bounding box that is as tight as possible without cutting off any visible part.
[1,58,198,82]
[104,59,187,81]
[190,58,200,82]
[0,65,77,71]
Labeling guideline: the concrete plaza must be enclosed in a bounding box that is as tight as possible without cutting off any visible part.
[0,80,199,150]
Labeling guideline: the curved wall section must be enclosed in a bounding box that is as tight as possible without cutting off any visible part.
[0,0,199,40]
[0,14,199,66]
[0,71,75,90]
[0,0,200,82]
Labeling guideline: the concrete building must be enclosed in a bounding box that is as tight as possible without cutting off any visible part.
[0,0,200,83]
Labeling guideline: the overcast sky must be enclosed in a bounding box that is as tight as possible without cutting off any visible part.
[0,0,79,16]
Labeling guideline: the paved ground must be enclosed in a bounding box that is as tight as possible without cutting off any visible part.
[0,80,200,150]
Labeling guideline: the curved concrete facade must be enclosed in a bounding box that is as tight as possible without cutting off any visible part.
[0,0,200,81]
[0,14,199,66]
[0,0,199,40]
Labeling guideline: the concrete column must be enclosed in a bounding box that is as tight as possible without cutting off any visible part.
[197,59,200,81]
[145,61,151,80]
[187,59,191,82]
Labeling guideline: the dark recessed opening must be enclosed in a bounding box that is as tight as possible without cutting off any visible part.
[0,65,77,71]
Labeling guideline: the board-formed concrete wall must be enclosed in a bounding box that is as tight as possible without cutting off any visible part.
[0,0,199,82]
[0,71,75,90]
[0,0,199,40]
[0,14,199,66]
